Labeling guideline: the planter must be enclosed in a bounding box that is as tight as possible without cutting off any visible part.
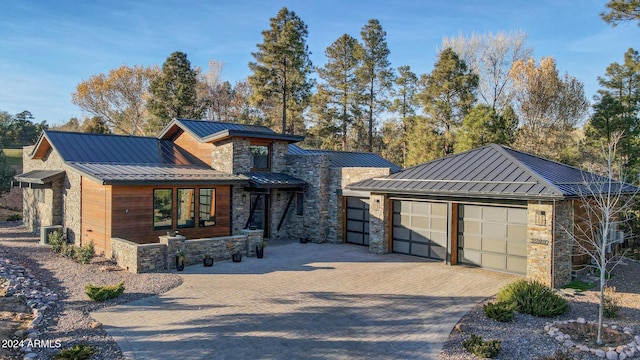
[203,258,214,267]
[232,252,242,262]
[256,246,264,259]
[176,256,185,271]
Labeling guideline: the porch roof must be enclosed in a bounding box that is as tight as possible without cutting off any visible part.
[14,170,65,184]
[243,172,306,189]
[66,162,248,186]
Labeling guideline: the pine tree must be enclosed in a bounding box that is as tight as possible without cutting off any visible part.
[147,51,201,134]
[311,34,364,150]
[415,48,478,159]
[389,65,418,166]
[0,145,15,195]
[454,104,517,153]
[248,7,313,135]
[358,19,394,152]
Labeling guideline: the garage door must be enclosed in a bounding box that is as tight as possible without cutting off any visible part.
[458,205,527,275]
[392,200,448,259]
[345,197,369,245]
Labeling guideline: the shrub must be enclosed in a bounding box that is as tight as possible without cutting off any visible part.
[603,285,620,318]
[6,213,22,221]
[483,301,515,322]
[48,231,66,253]
[54,344,95,360]
[86,282,125,302]
[75,242,95,264]
[463,334,501,358]
[496,279,568,317]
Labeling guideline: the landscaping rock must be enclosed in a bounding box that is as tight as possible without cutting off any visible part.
[607,350,619,360]
[596,349,607,358]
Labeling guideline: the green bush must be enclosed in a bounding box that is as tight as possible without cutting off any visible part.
[483,301,515,322]
[86,282,125,302]
[54,344,95,360]
[48,230,66,253]
[6,213,22,221]
[463,334,501,358]
[75,242,95,264]
[496,279,568,317]
[603,285,620,318]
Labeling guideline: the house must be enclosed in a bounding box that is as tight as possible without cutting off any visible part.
[14,118,399,259]
[347,144,638,287]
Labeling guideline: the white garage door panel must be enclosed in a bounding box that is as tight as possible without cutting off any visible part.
[460,204,527,275]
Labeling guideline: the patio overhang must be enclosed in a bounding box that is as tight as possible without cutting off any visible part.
[13,170,65,189]
[243,172,306,190]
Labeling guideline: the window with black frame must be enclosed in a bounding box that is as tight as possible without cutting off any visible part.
[199,188,216,226]
[153,189,172,230]
[250,145,269,170]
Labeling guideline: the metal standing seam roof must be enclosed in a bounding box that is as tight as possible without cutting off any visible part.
[243,172,307,189]
[348,144,639,200]
[288,145,402,173]
[66,163,248,185]
[14,170,65,184]
[159,118,305,143]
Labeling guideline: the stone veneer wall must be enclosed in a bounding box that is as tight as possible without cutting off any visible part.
[527,201,574,288]
[210,139,234,173]
[271,141,288,173]
[22,145,81,244]
[368,193,389,254]
[553,200,574,287]
[285,154,331,242]
[111,229,263,273]
[330,167,391,243]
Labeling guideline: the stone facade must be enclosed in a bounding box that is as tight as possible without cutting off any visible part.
[368,193,389,254]
[111,230,263,273]
[284,154,331,242]
[22,145,81,244]
[527,200,574,288]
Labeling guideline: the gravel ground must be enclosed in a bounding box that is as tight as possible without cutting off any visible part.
[0,222,182,360]
[440,258,640,359]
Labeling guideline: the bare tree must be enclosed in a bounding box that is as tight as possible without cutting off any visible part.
[565,133,637,345]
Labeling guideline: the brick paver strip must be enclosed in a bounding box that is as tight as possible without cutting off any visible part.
[92,243,518,359]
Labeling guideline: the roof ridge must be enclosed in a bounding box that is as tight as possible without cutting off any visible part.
[490,144,564,196]
[45,130,156,140]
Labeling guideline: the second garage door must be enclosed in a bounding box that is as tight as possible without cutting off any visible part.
[458,205,528,275]
[392,200,448,259]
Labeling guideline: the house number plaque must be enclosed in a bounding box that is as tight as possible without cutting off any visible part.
[530,238,549,245]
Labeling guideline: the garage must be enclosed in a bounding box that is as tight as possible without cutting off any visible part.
[392,200,448,259]
[344,196,369,245]
[458,205,528,275]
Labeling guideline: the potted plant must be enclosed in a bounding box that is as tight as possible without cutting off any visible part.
[203,251,214,267]
[255,240,266,259]
[227,242,242,262]
[176,248,186,271]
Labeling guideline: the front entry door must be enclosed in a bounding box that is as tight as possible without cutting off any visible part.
[250,193,269,238]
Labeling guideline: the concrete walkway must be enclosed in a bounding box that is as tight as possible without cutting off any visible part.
[92,242,518,360]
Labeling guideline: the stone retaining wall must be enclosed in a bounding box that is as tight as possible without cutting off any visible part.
[111,229,263,273]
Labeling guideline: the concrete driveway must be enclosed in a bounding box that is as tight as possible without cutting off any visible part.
[92,242,518,360]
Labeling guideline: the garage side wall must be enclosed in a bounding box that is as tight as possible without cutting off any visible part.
[527,201,574,288]
[368,193,389,253]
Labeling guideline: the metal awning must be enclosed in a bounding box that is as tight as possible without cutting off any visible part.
[243,172,306,189]
[13,170,65,188]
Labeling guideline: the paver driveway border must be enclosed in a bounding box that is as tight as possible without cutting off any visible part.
[92,242,519,359]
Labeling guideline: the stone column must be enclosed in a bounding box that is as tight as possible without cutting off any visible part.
[553,200,574,288]
[159,235,186,270]
[527,202,553,286]
[241,229,264,256]
[369,193,389,254]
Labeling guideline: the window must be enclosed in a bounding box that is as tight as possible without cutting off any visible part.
[250,145,270,170]
[296,192,304,216]
[153,189,172,230]
[177,189,195,228]
[34,189,45,203]
[199,188,216,227]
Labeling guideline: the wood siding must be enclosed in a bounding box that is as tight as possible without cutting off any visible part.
[111,185,232,243]
[174,131,213,166]
[81,178,112,256]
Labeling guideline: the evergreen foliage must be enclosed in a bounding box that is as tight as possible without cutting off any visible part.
[0,145,15,195]
[85,282,125,302]
[496,280,568,317]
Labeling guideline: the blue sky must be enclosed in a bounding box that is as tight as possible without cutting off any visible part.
[1,0,638,125]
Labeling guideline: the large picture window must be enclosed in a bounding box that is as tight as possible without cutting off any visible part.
[153,189,172,230]
[199,188,216,227]
[177,188,195,228]
[250,145,270,170]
